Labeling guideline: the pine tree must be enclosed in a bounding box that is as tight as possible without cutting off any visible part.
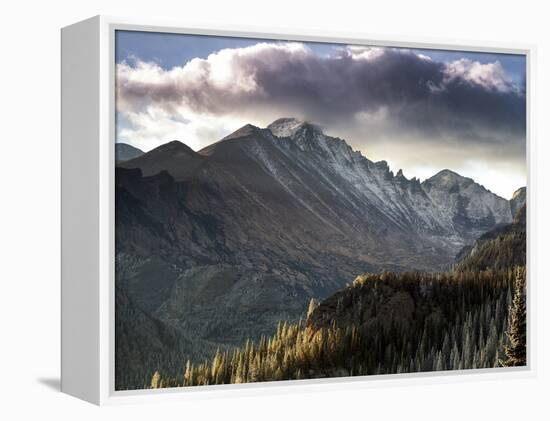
[435,350,445,371]
[500,271,527,367]
[307,298,319,319]
[150,371,161,389]
[184,360,194,386]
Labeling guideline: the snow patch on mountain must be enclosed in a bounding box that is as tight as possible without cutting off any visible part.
[267,117,311,138]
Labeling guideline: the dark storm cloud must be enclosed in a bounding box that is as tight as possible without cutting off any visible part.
[117,43,526,149]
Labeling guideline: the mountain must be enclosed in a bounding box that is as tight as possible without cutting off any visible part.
[115,117,515,388]
[116,143,144,162]
[422,170,512,239]
[510,187,527,218]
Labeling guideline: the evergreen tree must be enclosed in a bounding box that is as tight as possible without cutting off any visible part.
[150,371,161,389]
[307,298,319,318]
[146,268,524,388]
[500,270,527,367]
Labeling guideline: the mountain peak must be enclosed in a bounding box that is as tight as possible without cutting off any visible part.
[421,169,483,198]
[117,139,204,181]
[423,169,473,188]
[162,140,188,148]
[222,124,263,141]
[115,143,144,163]
[267,117,321,138]
[151,140,197,156]
[432,169,465,180]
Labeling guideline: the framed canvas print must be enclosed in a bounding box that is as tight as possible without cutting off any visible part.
[61,16,534,405]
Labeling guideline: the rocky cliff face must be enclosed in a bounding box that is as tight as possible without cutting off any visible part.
[422,169,512,241]
[510,187,527,218]
[115,118,518,387]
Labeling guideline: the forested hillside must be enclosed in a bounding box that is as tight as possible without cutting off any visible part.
[454,205,526,272]
[115,286,205,390]
[143,205,527,389]
[148,267,525,388]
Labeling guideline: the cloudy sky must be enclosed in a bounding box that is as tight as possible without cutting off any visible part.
[115,30,526,199]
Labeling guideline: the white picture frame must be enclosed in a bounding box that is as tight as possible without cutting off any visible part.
[61,15,536,405]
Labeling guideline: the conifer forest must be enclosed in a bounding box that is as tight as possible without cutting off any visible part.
[148,266,526,389]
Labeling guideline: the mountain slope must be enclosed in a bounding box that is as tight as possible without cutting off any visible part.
[116,143,144,162]
[455,204,526,272]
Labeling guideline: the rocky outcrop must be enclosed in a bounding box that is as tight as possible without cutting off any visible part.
[510,187,527,218]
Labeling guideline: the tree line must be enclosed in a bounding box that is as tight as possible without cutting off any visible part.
[149,267,526,388]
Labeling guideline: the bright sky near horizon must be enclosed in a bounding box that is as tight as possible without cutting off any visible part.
[115,30,527,199]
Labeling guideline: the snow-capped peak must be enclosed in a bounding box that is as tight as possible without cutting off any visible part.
[267,117,320,138]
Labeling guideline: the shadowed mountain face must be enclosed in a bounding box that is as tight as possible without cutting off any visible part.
[115,118,516,388]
